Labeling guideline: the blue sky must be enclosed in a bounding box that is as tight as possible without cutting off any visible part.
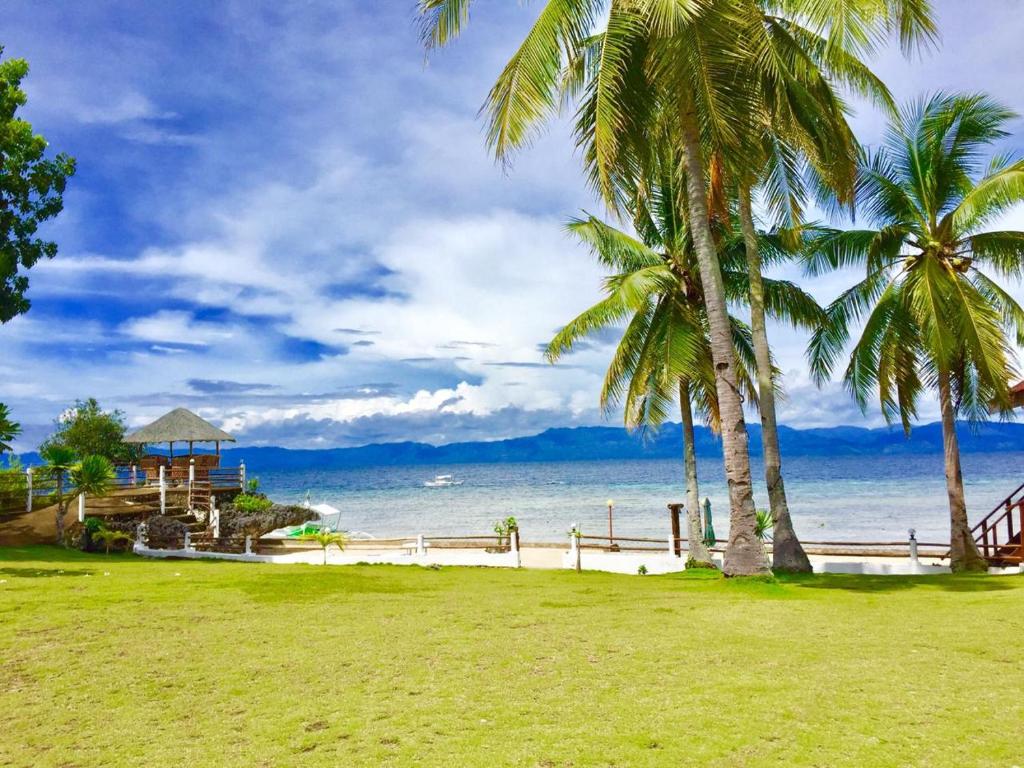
[2,1,1023,450]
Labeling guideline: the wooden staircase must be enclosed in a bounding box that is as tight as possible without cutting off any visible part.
[189,480,213,516]
[970,483,1024,566]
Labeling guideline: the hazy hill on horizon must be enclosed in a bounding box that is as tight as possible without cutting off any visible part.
[11,420,1024,472]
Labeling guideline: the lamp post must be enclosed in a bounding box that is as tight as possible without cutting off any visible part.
[606,499,616,551]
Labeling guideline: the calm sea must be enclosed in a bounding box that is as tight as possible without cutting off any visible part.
[252,452,1024,545]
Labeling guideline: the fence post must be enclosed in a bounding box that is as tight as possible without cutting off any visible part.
[130,464,137,487]
[416,534,426,557]
[510,526,521,568]
[668,534,676,557]
[569,523,580,572]
[211,504,220,539]
[159,466,166,515]
[908,528,919,571]
[183,531,191,551]
[188,458,195,492]
[78,492,86,523]
[245,535,252,555]
[239,460,246,490]
[25,468,32,512]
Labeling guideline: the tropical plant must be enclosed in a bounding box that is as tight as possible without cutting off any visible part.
[754,509,774,542]
[0,455,26,514]
[0,403,20,454]
[806,93,1024,572]
[232,493,273,515]
[420,0,935,575]
[301,530,349,566]
[0,47,76,323]
[39,446,114,545]
[91,527,134,554]
[546,174,821,568]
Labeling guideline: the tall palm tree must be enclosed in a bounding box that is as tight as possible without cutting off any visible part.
[547,168,821,566]
[807,93,1024,572]
[40,446,114,545]
[419,0,934,574]
[0,403,20,455]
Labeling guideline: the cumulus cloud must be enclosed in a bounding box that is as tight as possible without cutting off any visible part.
[2,0,1022,450]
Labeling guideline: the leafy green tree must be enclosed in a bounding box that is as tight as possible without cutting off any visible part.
[807,93,1024,572]
[0,47,76,323]
[39,446,113,545]
[301,530,349,565]
[420,0,934,574]
[40,398,139,464]
[0,402,20,455]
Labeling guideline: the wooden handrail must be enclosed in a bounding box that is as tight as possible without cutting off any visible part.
[970,481,1024,534]
[963,481,1024,564]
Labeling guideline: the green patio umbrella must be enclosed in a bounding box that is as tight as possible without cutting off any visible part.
[702,497,716,550]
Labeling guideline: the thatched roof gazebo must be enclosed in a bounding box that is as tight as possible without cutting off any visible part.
[125,407,236,457]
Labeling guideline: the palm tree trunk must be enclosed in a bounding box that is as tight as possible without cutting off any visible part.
[678,107,767,576]
[737,188,811,573]
[937,367,987,572]
[679,379,712,565]
[54,476,65,545]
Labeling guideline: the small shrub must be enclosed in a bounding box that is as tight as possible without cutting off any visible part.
[233,493,273,514]
[637,564,648,576]
[246,477,260,493]
[685,557,719,570]
[92,528,134,554]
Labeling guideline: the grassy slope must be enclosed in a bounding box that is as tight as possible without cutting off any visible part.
[1,547,1022,768]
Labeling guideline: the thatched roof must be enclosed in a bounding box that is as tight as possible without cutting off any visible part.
[124,408,236,444]
[1012,382,1024,410]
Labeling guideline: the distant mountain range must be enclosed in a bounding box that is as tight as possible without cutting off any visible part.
[10,420,1024,472]
[187,421,1024,472]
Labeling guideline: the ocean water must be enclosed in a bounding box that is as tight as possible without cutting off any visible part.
[252,452,1024,544]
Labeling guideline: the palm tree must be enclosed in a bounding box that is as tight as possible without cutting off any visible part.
[39,446,114,545]
[91,527,133,555]
[419,0,934,574]
[301,530,349,565]
[547,170,821,567]
[807,93,1024,572]
[0,403,20,455]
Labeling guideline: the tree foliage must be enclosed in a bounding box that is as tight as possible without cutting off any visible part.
[0,47,76,323]
[0,402,20,454]
[40,398,139,464]
[807,93,1024,429]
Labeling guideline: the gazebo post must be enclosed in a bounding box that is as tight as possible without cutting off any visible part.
[215,440,220,457]
[169,441,174,459]
[188,440,194,457]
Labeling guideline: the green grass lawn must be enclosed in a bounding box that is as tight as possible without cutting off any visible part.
[1,546,1023,767]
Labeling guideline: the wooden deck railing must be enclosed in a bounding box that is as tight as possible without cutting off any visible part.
[579,534,670,553]
[964,482,1024,564]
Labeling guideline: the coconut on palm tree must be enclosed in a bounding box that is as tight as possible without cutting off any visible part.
[807,93,1024,572]
[419,0,935,574]
[39,446,114,545]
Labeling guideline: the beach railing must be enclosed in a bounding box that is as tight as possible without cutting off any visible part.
[668,536,950,561]
[965,482,1024,564]
[254,532,516,556]
[578,534,673,554]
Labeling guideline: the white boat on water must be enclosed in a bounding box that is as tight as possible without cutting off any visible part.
[424,474,463,488]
